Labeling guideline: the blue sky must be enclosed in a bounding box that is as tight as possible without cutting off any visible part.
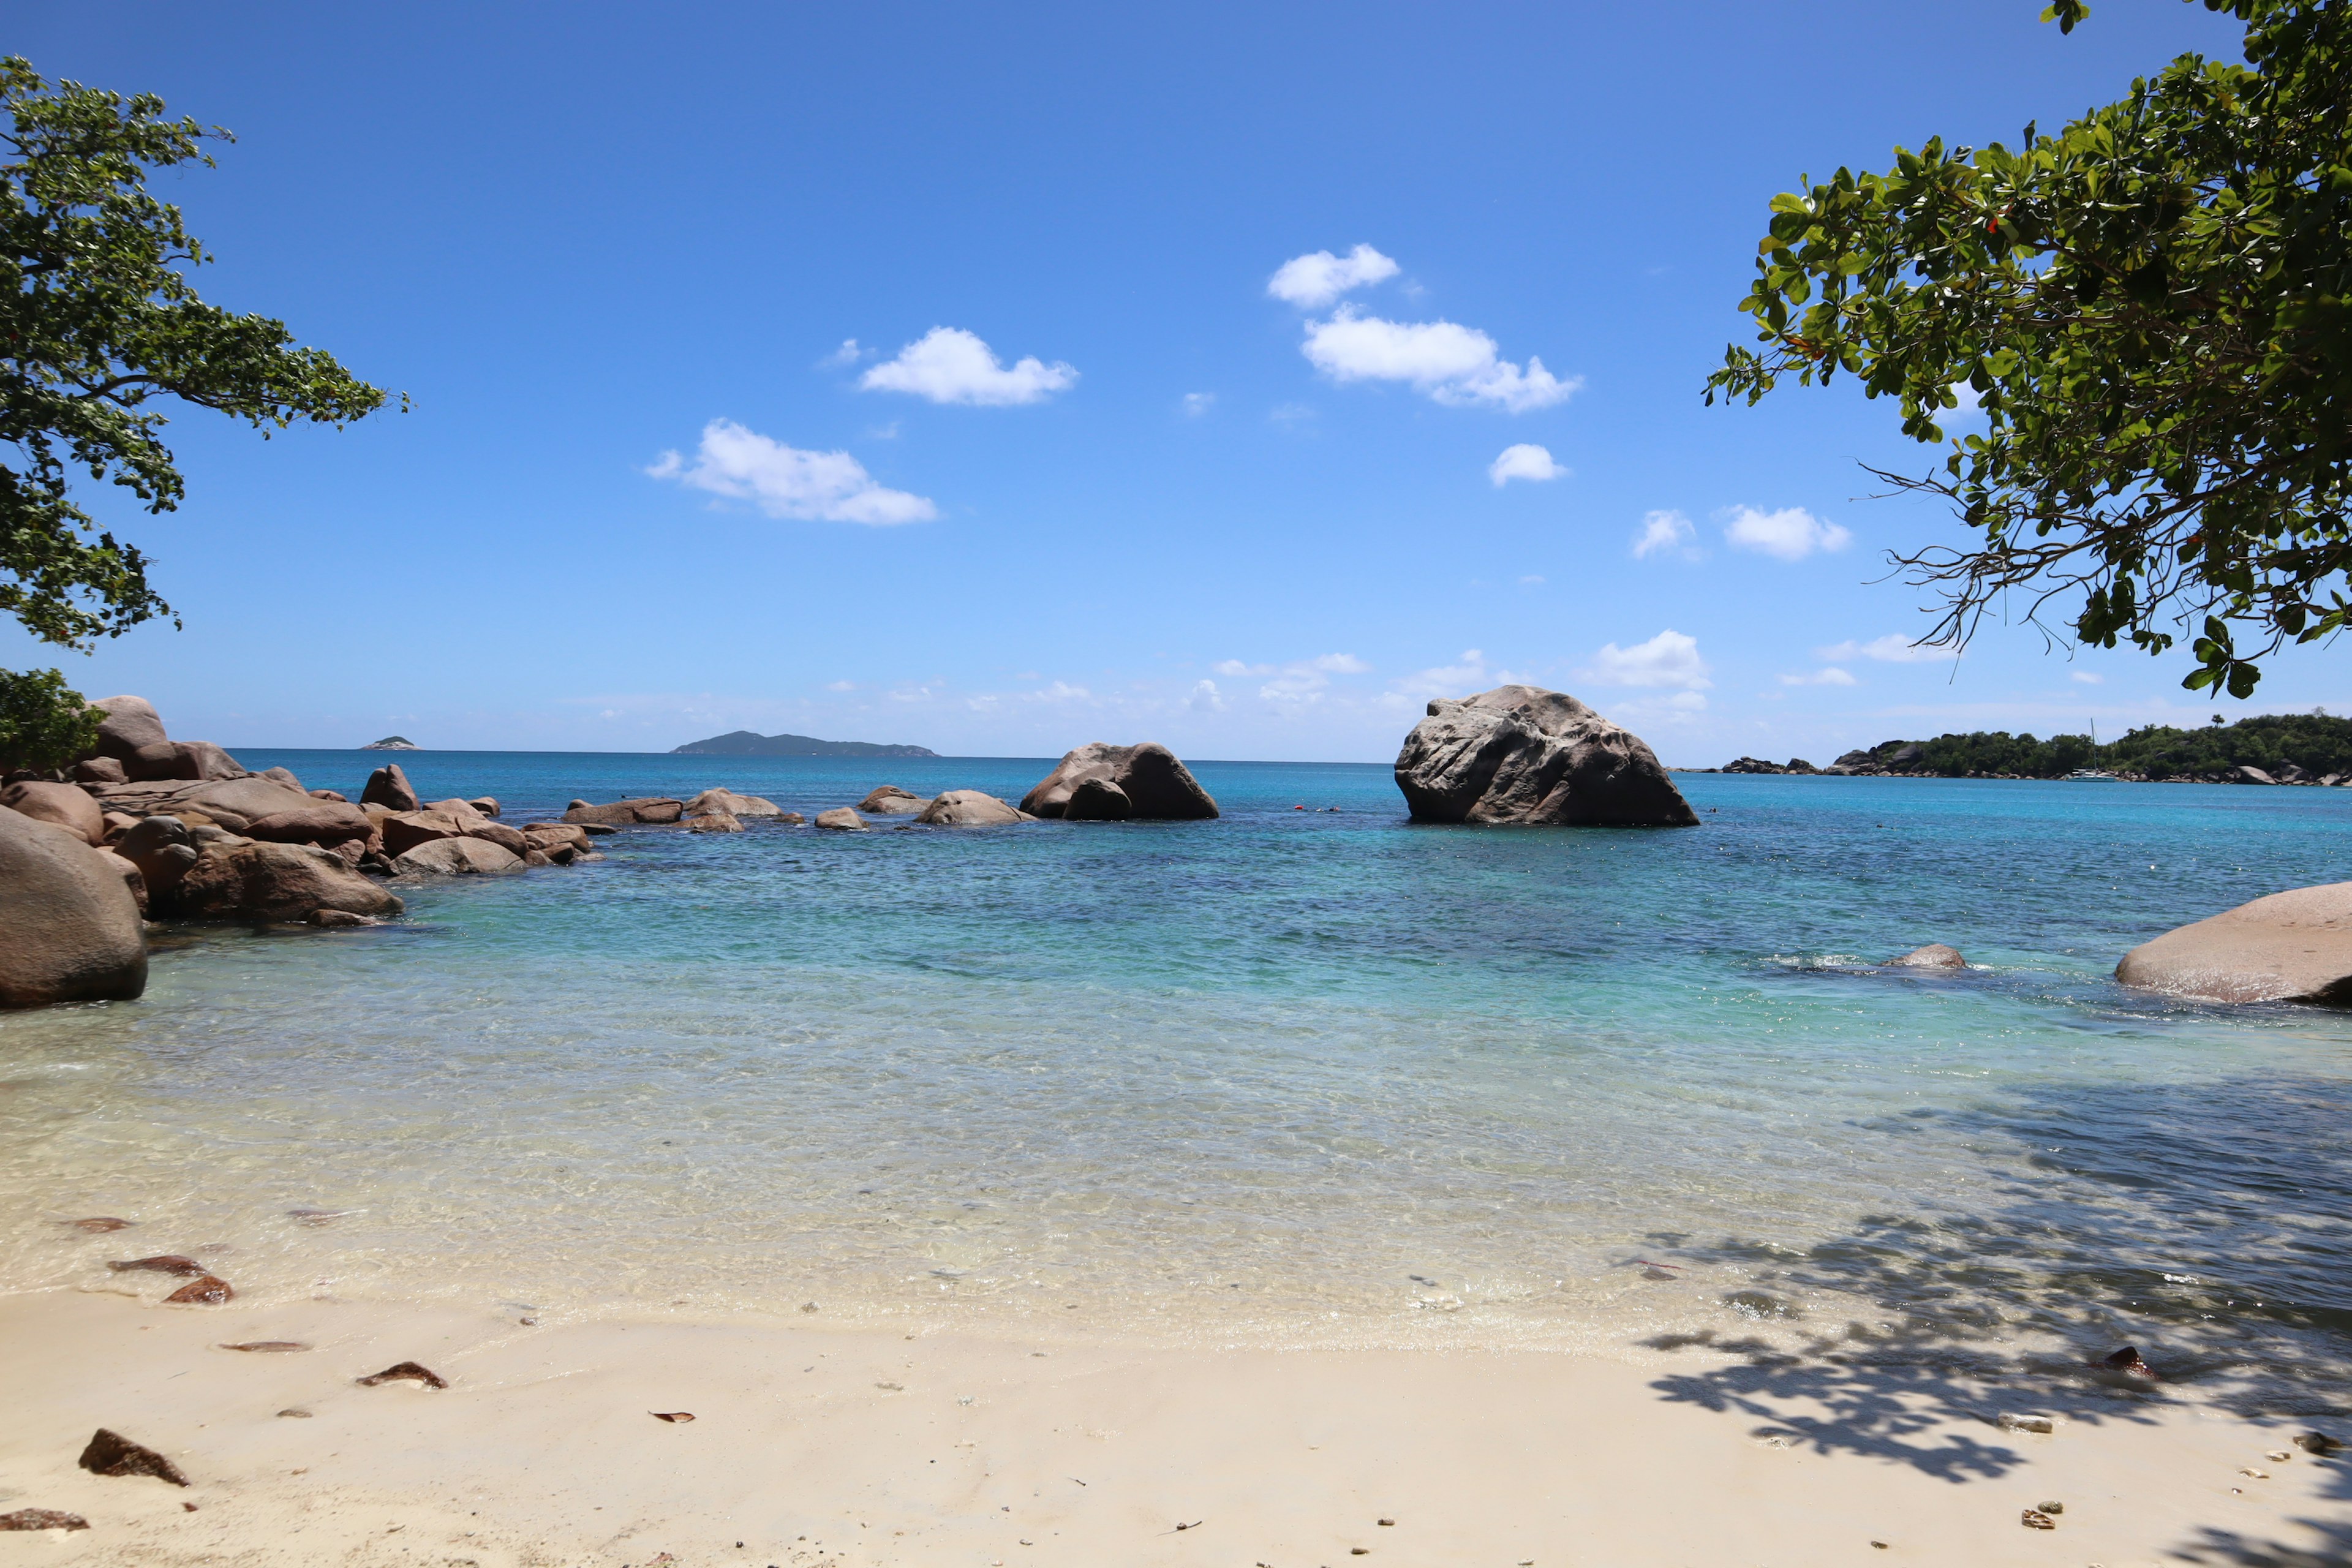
[13,0,2314,764]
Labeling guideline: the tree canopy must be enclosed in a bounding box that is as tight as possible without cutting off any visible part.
[1707,0,2351,698]
[1,56,388,653]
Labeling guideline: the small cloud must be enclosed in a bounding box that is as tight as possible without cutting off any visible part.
[1188,679,1226,712]
[1632,509,1700,561]
[2071,670,2104,685]
[826,679,858,692]
[1489,443,1567,487]
[1212,658,1270,677]
[1721,505,1850,561]
[1518,574,1545,586]
[1182,392,1216,417]
[1269,402,1317,426]
[1302,307,1578,413]
[1777,668,1858,687]
[820,338,864,369]
[1267,243,1400,309]
[1814,634,1959,665]
[1391,649,1489,703]
[866,420,901,440]
[859,326,1077,406]
[646,420,937,525]
[1583,629,1710,690]
[1306,652,1370,674]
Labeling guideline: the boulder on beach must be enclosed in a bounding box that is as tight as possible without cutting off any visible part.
[172,840,405,922]
[0,805,148,1007]
[360,763,422,813]
[2116,883,2352,1005]
[241,802,375,848]
[914,790,1027,826]
[1889,943,1966,969]
[814,807,867,831]
[1393,685,1697,827]
[1021,743,1218,820]
[856,785,929,815]
[391,837,526,876]
[91,696,167,762]
[3,780,106,845]
[685,788,786,818]
[563,797,685,826]
[116,816,200,903]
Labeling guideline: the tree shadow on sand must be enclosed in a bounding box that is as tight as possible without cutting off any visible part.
[1635,1071,2351,1561]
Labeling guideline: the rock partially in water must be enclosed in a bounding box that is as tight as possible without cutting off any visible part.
[173,840,405,921]
[78,1428,188,1486]
[1394,685,1696,827]
[815,808,867,831]
[360,762,421,813]
[563,796,685,826]
[687,809,744,833]
[0,1509,89,1531]
[687,788,787,819]
[63,1217,133,1233]
[914,791,1028,826]
[0,802,148,1008]
[358,1360,447,1389]
[1888,944,1966,968]
[1023,742,1217,821]
[391,837,525,877]
[163,1274,233,1304]
[241,802,374,848]
[106,1255,205,1276]
[1062,777,1132,821]
[856,786,928,815]
[2116,883,2352,1005]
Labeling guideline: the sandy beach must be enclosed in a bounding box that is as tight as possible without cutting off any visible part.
[1,1286,2342,1567]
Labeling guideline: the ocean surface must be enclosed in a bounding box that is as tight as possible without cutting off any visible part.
[6,752,2350,1403]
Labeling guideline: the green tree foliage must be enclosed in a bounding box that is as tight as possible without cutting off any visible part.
[1707,1,2351,699]
[1851,710,2352,778]
[1,58,389,759]
[0,665,99,771]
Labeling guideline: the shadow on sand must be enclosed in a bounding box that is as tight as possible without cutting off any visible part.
[1635,1071,2351,1562]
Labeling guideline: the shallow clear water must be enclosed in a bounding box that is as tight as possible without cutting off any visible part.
[6,753,2350,1400]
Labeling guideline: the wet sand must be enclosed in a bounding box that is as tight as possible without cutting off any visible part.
[0,1288,2342,1567]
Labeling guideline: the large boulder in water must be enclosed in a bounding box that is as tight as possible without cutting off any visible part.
[2116,883,2352,1005]
[1020,743,1218,820]
[564,797,683,826]
[1393,685,1697,827]
[361,763,421,813]
[856,786,927,816]
[685,788,785,819]
[914,790,1027,826]
[171,840,405,922]
[391,837,525,876]
[0,806,148,1006]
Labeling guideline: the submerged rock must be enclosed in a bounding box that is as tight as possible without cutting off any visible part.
[1888,944,1966,968]
[0,804,147,1008]
[78,1428,189,1486]
[1393,685,1697,827]
[106,1256,206,1276]
[1022,742,1218,820]
[163,1274,233,1304]
[2116,883,2352,1005]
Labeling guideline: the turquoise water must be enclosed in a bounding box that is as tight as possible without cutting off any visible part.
[5,752,2350,1401]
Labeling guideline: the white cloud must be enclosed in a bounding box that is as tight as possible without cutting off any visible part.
[646,420,938,526]
[1182,392,1215,417]
[1269,402,1316,426]
[1518,574,1545,586]
[859,326,1077,406]
[1300,307,1580,413]
[1583,629,1711,690]
[1187,679,1226,712]
[1631,508,1699,560]
[1814,634,1959,664]
[1778,667,1858,687]
[1210,652,1372,706]
[1489,443,1566,486]
[1722,505,1851,561]
[1267,244,1400,309]
[826,679,858,692]
[2071,670,2104,684]
[820,338,863,368]
[1389,649,1490,704]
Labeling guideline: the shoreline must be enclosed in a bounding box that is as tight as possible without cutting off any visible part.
[1,1288,2342,1566]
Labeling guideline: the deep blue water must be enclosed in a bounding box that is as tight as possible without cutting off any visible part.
[4,751,2348,1400]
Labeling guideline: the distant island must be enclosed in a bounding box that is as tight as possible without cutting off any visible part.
[362,736,420,750]
[671,729,938,758]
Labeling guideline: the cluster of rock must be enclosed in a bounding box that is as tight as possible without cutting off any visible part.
[787,744,1226,832]
[1719,756,1823,775]
[1392,685,1697,827]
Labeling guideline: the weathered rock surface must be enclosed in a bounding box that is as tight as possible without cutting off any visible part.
[914,790,1026,826]
[378,809,470,858]
[73,756,126,785]
[0,1509,89,1531]
[1393,685,1697,827]
[1889,943,1966,969]
[2116,883,2352,1005]
[116,816,200,903]
[258,766,305,792]
[357,1360,447,1389]
[92,696,168,761]
[856,786,929,815]
[4,780,105,844]
[164,1274,233,1303]
[687,809,744,833]
[98,850,146,913]
[1061,777,1132,821]
[241,802,375,848]
[465,821,531,856]
[361,763,422,813]
[0,805,147,1007]
[391,837,525,876]
[814,807,867,831]
[172,840,405,922]
[467,796,500,818]
[687,788,786,818]
[564,797,684,826]
[98,775,318,834]
[1021,743,1218,820]
[78,1428,188,1486]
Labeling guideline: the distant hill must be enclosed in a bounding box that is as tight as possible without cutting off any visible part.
[671,729,938,758]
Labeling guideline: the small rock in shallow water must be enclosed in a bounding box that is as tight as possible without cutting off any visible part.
[357,1361,447,1389]
[287,1209,352,1226]
[164,1275,233,1304]
[2100,1345,2157,1378]
[0,1509,89,1531]
[219,1341,309,1353]
[78,1428,189,1486]
[308,908,375,927]
[1888,943,1965,968]
[63,1217,132,1232]
[107,1254,205,1275]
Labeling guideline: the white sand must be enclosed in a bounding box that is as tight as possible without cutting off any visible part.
[0,1289,2342,1566]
